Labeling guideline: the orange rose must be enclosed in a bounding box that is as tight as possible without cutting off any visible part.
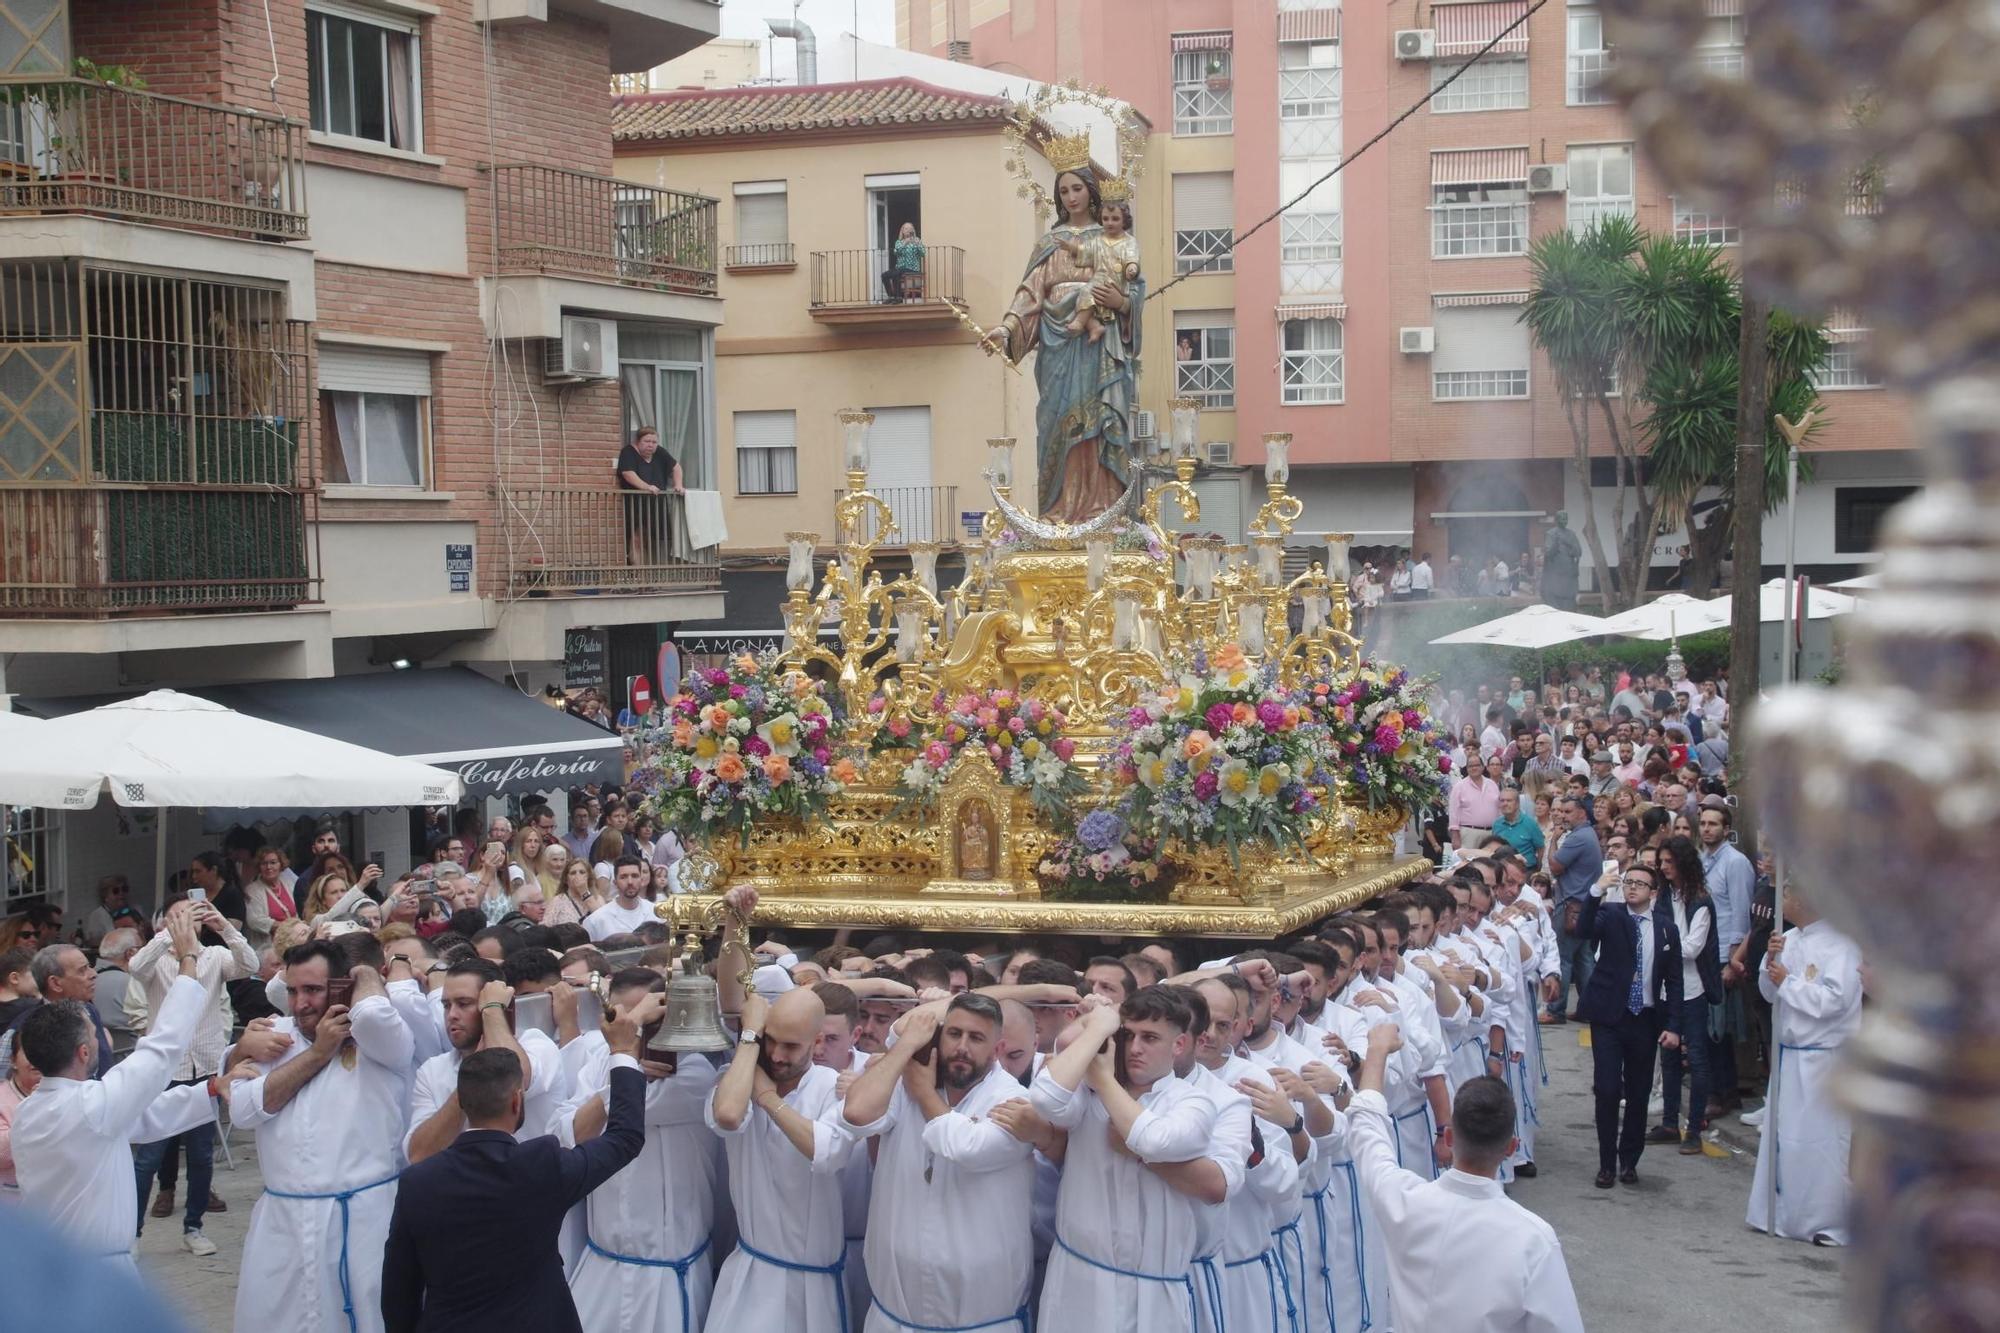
[704,704,732,731]
[734,653,759,674]
[831,757,861,784]
[714,753,748,783]
[1213,643,1248,672]
[672,720,694,747]
[1182,729,1213,760]
[1231,702,1255,726]
[763,754,792,784]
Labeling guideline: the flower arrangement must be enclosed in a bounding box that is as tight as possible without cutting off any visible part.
[643,653,852,846]
[1304,662,1453,812]
[862,694,918,754]
[1036,808,1171,902]
[1112,644,1334,857]
[898,687,1086,820]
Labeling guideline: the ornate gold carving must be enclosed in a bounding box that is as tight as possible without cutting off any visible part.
[934,751,1018,892]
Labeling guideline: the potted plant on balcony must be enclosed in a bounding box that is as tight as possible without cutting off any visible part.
[0,58,149,204]
[1204,55,1231,92]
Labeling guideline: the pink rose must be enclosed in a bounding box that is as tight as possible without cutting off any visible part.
[988,743,1005,763]
[1438,754,1452,772]
[743,735,771,758]
[1194,770,1220,800]
[926,742,952,768]
[1128,706,1151,728]
[1008,716,1026,735]
[1205,703,1235,734]
[887,717,911,738]
[1053,738,1076,762]
[1256,700,1287,730]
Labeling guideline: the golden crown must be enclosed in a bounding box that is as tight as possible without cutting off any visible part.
[1098,174,1132,203]
[1042,130,1093,173]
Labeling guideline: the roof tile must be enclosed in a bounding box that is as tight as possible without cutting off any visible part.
[613,77,1014,145]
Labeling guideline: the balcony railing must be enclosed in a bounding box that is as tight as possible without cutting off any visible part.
[726,242,794,268]
[0,79,308,240]
[837,484,960,547]
[492,164,718,296]
[809,246,965,309]
[505,488,721,596]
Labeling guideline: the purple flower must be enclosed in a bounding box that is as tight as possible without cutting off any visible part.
[706,668,729,687]
[1256,700,1286,730]
[1193,770,1220,801]
[1373,724,1400,752]
[1402,709,1422,728]
[1205,703,1235,734]
[1078,809,1126,852]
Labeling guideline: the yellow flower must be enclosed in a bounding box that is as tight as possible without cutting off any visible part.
[1022,738,1042,758]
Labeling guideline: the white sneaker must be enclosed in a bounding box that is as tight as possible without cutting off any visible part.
[182,1229,218,1257]
[1740,1104,1767,1128]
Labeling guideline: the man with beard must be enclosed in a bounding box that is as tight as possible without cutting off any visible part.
[404,958,568,1163]
[556,969,719,1332]
[706,985,863,1333]
[843,993,1044,1331]
[229,940,415,1333]
[1030,987,1218,1333]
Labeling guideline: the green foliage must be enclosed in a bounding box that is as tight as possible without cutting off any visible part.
[1510,630,1730,685]
[105,491,309,608]
[93,412,299,486]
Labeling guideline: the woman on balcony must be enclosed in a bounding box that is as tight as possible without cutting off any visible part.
[883,222,927,301]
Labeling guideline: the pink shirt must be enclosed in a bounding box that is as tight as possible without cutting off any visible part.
[0,1071,24,1191]
[1448,776,1502,832]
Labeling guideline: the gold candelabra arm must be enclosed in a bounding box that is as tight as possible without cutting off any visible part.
[1249,485,1305,539]
[835,483,900,557]
[1141,476,1201,552]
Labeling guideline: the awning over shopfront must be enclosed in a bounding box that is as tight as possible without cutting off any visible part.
[25,668,624,802]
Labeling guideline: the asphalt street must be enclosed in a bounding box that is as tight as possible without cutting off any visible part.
[137,1025,1847,1331]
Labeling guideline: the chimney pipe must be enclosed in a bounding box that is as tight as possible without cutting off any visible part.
[766,18,818,86]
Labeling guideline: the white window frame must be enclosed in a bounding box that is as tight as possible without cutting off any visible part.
[1173,47,1234,136]
[1173,171,1235,275]
[1811,337,1882,391]
[306,0,424,152]
[1430,55,1530,113]
[733,409,798,495]
[730,180,790,266]
[1432,304,1532,401]
[321,387,432,487]
[1174,318,1236,409]
[1431,177,1529,258]
[1693,15,1745,77]
[1279,43,1339,120]
[1281,318,1344,405]
[1567,142,1635,232]
[1672,196,1739,246]
[1566,9,1613,106]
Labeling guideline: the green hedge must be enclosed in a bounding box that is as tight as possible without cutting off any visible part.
[105,489,309,606]
[1372,597,1730,691]
[93,412,299,486]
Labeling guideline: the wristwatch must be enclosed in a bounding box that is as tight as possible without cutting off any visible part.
[739,1028,762,1045]
[1287,1112,1307,1137]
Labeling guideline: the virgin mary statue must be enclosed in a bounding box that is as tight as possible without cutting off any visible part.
[984,160,1146,524]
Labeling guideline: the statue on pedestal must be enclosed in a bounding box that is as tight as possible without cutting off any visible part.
[1540,511,1583,610]
[982,142,1146,526]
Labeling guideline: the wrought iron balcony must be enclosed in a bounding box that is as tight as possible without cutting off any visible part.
[491,164,717,296]
[808,246,965,326]
[832,484,960,547]
[0,79,308,241]
[505,487,721,596]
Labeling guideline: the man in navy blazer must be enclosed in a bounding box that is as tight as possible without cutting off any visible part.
[1576,859,1683,1189]
[380,1000,655,1332]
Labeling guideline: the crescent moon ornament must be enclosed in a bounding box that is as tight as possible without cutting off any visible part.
[987,477,1139,545]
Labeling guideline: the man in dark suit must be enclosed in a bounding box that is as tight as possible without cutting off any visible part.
[1576,859,1683,1189]
[380,998,657,1332]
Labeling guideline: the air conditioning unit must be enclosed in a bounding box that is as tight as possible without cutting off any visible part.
[1394,28,1436,60]
[1400,326,1435,354]
[544,315,619,383]
[1131,408,1158,441]
[1206,440,1235,467]
[1528,163,1568,194]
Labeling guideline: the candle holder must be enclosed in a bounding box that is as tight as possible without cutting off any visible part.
[1253,535,1285,588]
[908,542,940,596]
[1262,432,1292,488]
[1086,533,1113,592]
[785,531,818,593]
[1324,533,1353,585]
[985,438,1015,490]
[839,408,875,480]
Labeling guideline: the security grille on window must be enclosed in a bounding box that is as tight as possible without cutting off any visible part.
[731,181,789,267]
[1811,331,1883,390]
[1279,159,1342,296]
[1174,314,1236,409]
[1567,10,1613,105]
[307,1,422,150]
[1173,47,1234,136]
[1833,486,1917,554]
[1173,171,1235,275]
[1433,302,1531,400]
[1278,42,1339,156]
[1567,143,1635,231]
[1431,149,1529,257]
[733,409,798,495]
[319,345,432,487]
[2,802,56,909]
[1281,318,1344,404]
[1430,57,1529,112]
[1672,197,1739,246]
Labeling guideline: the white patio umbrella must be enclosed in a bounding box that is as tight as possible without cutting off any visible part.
[0,689,463,894]
[1595,592,1731,642]
[1828,572,1881,592]
[1430,603,1613,648]
[1708,578,1858,623]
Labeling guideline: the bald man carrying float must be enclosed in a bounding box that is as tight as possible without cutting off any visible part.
[705,984,867,1333]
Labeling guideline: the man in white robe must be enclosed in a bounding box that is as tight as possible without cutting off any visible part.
[1029,988,1218,1333]
[13,904,224,1279]
[229,940,415,1333]
[843,993,1042,1332]
[1165,984,1251,1333]
[705,985,863,1333]
[403,956,568,1162]
[1349,1023,1584,1333]
[815,980,877,1322]
[556,969,717,1333]
[1748,886,1862,1245]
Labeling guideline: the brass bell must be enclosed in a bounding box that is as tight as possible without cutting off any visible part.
[652,944,731,1054]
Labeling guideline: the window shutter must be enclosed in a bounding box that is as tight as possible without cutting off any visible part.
[1432,305,1529,373]
[864,406,933,490]
[318,344,432,396]
[735,192,788,247]
[1173,172,1235,231]
[1175,308,1235,334]
[733,410,795,453]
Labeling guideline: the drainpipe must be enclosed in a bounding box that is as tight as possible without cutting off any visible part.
[766,18,818,86]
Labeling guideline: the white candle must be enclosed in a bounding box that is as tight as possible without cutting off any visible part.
[1086,534,1112,592]
[986,438,1015,489]
[838,409,874,474]
[1263,432,1291,487]
[785,532,817,592]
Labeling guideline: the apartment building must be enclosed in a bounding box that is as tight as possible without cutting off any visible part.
[612,76,1051,648]
[0,0,722,909]
[901,0,1919,587]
